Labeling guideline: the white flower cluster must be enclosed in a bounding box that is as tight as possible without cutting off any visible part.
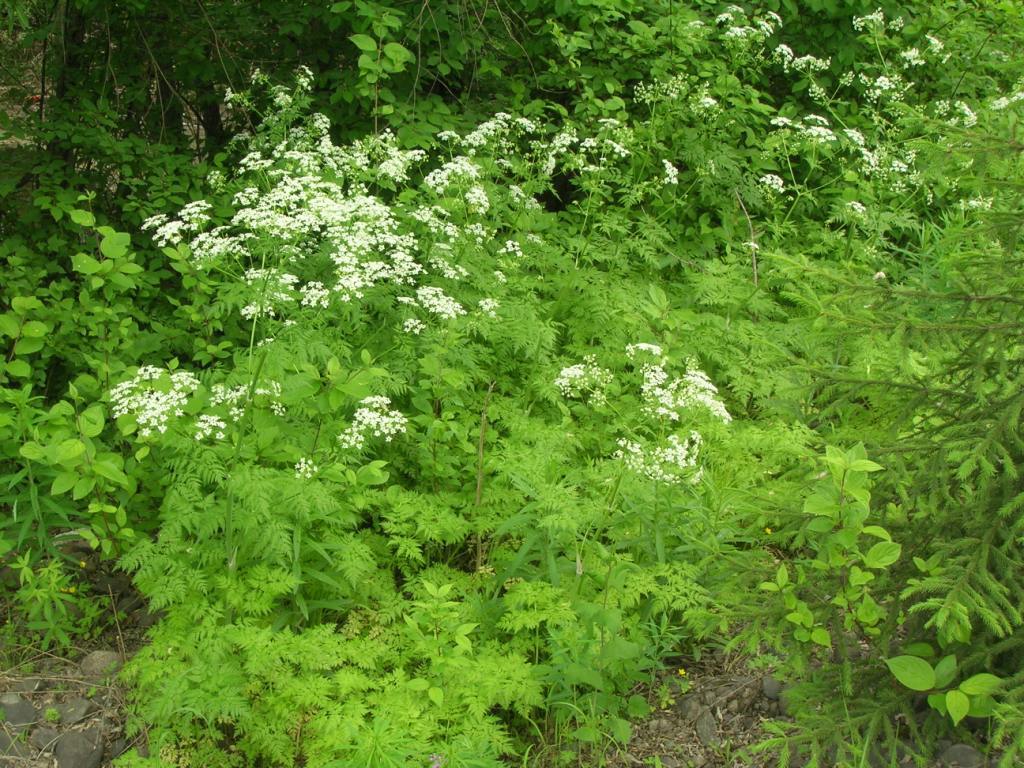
[555,355,614,405]
[627,346,731,423]
[424,156,481,194]
[625,343,663,358]
[715,6,780,42]
[662,160,679,186]
[294,457,318,479]
[241,268,299,320]
[900,47,924,67]
[443,112,538,157]
[541,128,579,176]
[853,8,886,32]
[615,433,704,485]
[855,142,921,194]
[300,281,330,308]
[499,238,524,260]
[403,317,426,335]
[464,185,490,214]
[959,196,993,212]
[338,396,408,450]
[210,383,249,422]
[773,45,831,74]
[992,89,1024,111]
[401,286,465,320]
[194,414,227,441]
[477,298,500,318]
[759,173,786,195]
[111,366,200,438]
[770,113,838,145]
[859,73,910,105]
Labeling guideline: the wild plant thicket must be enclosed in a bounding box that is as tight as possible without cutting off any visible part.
[1,1,1022,766]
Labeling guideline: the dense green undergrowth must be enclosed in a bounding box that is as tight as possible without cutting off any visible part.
[2,1,1023,766]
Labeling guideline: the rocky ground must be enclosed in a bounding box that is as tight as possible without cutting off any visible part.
[0,569,995,768]
[601,653,991,768]
[0,648,134,768]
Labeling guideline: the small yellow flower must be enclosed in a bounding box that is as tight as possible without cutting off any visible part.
[677,667,687,677]
[764,527,773,534]
[79,560,87,568]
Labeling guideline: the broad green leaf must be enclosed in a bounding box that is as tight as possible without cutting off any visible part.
[934,655,958,689]
[11,296,43,314]
[100,231,130,259]
[19,441,46,460]
[72,252,102,274]
[849,459,883,472]
[79,405,105,437]
[810,627,831,647]
[0,313,20,337]
[902,642,935,659]
[6,359,32,377]
[14,337,44,355]
[968,695,996,717]
[864,541,901,569]
[55,438,86,463]
[383,41,412,63]
[350,33,376,52]
[861,525,891,541]
[945,690,969,725]
[69,208,95,226]
[72,475,96,499]
[885,655,935,691]
[959,673,1001,695]
[21,320,48,337]
[427,686,443,706]
[626,694,650,718]
[407,678,430,691]
[51,472,78,496]
[776,564,789,587]
[804,490,838,517]
[93,460,129,485]
[927,692,947,715]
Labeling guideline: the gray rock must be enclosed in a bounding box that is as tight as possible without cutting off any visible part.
[79,650,122,679]
[57,696,98,725]
[12,676,45,692]
[109,738,129,759]
[675,693,702,722]
[30,726,61,752]
[55,727,104,768]
[694,708,719,746]
[761,675,783,700]
[648,716,672,735]
[778,686,794,717]
[0,692,37,730]
[0,730,31,758]
[939,744,985,768]
[132,607,162,630]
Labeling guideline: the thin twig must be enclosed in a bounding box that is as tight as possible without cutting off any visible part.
[474,381,496,570]
[735,189,758,287]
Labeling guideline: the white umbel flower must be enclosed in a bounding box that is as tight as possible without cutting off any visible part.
[338,396,408,450]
